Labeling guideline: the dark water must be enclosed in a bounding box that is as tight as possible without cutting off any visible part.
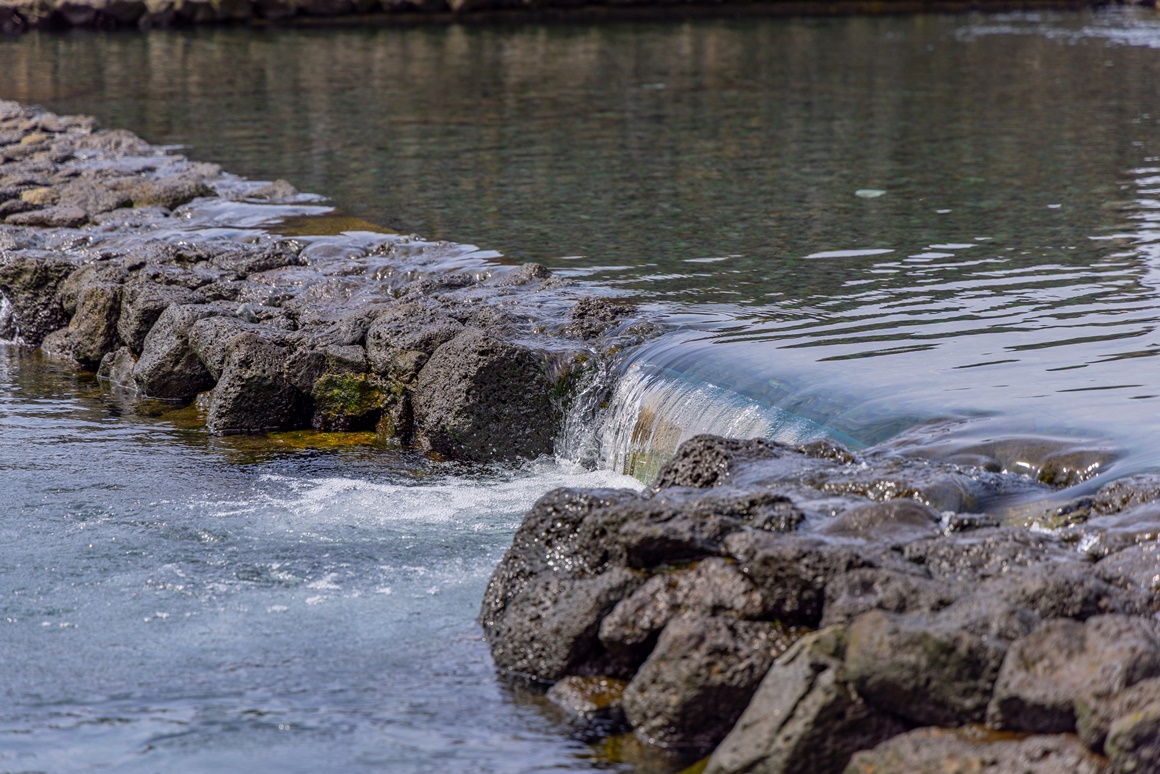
[6,9,1160,771]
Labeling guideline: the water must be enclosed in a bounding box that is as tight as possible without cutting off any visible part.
[0,350,644,772]
[6,9,1160,770]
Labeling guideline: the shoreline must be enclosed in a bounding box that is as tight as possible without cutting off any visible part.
[0,99,651,463]
[0,0,1130,35]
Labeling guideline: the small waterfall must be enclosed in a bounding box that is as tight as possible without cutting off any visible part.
[557,333,916,483]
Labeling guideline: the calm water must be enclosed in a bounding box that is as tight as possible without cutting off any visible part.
[6,9,1160,771]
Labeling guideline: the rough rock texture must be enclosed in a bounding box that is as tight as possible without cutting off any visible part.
[484,432,1160,770]
[844,727,1110,774]
[622,614,788,751]
[705,628,907,774]
[987,615,1160,734]
[412,328,557,461]
[0,101,649,459]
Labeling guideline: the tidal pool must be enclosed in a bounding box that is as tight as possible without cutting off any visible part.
[6,9,1160,771]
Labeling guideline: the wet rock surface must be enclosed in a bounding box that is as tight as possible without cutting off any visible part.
[0,100,646,462]
[484,432,1160,769]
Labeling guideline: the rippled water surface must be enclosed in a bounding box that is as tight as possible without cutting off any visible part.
[7,9,1160,771]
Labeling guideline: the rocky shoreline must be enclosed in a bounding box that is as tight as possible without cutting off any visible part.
[0,0,1126,35]
[482,432,1160,772]
[0,99,651,461]
[7,100,1160,773]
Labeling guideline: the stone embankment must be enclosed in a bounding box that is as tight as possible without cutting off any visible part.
[0,0,1130,35]
[0,100,649,461]
[483,434,1160,773]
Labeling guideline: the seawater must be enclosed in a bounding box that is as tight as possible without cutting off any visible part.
[6,9,1160,771]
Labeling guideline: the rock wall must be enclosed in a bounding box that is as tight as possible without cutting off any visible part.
[0,100,650,461]
[483,434,1160,772]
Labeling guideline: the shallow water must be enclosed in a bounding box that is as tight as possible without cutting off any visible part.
[0,349,646,772]
[7,9,1160,771]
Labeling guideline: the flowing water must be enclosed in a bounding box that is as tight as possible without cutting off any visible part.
[5,9,1160,771]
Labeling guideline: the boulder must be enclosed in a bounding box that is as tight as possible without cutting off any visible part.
[117,280,203,353]
[724,531,876,626]
[1075,677,1160,752]
[0,250,77,346]
[845,603,1027,727]
[819,499,942,544]
[821,568,962,627]
[622,614,787,752]
[650,435,780,490]
[132,303,222,399]
[365,302,464,380]
[96,346,137,391]
[412,328,556,462]
[481,568,643,682]
[987,615,1160,734]
[844,727,1109,774]
[705,627,906,774]
[1106,702,1160,774]
[1096,544,1160,611]
[206,333,308,434]
[599,558,771,666]
[65,281,122,368]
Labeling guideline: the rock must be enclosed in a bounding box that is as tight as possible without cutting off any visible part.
[492,262,551,287]
[564,296,637,340]
[1096,544,1160,610]
[412,327,556,462]
[65,281,122,368]
[56,262,128,316]
[979,561,1150,620]
[651,435,780,490]
[208,241,301,279]
[599,558,771,666]
[546,675,628,726]
[117,279,204,353]
[364,302,464,380]
[247,179,300,202]
[987,615,1160,734]
[705,627,906,774]
[281,342,367,395]
[821,568,962,627]
[186,315,287,380]
[481,567,643,682]
[819,499,942,544]
[125,173,213,210]
[206,333,308,434]
[846,606,1016,727]
[622,614,787,752]
[1105,701,1160,773]
[902,527,1077,582]
[311,372,397,431]
[0,250,77,346]
[844,727,1110,774]
[724,531,876,626]
[132,303,222,399]
[7,205,88,228]
[96,346,137,391]
[1076,677,1160,754]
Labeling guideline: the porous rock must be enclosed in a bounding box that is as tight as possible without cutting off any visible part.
[622,614,787,752]
[0,250,77,346]
[1076,677,1160,753]
[1105,702,1160,773]
[206,332,308,434]
[705,627,906,774]
[65,281,122,368]
[987,615,1160,734]
[482,567,643,683]
[131,303,221,399]
[844,727,1109,774]
[598,558,769,666]
[412,327,556,462]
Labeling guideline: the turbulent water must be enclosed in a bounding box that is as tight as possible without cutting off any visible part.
[7,8,1160,772]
